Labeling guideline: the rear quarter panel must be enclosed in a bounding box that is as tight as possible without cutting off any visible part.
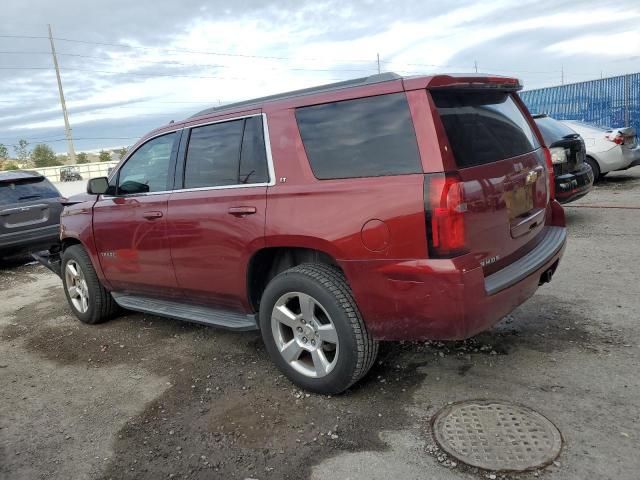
[262,108,428,262]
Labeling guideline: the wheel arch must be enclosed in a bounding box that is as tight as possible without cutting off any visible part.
[60,234,112,290]
[246,245,343,312]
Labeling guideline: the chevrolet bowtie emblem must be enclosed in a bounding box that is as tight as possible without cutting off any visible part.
[525,170,538,185]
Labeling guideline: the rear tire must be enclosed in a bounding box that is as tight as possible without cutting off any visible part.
[61,245,119,324]
[586,157,602,182]
[259,263,378,394]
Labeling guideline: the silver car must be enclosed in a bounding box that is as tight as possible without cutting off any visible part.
[561,120,640,180]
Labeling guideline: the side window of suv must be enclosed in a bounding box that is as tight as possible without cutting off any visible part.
[183,115,269,189]
[295,93,422,179]
[117,132,177,195]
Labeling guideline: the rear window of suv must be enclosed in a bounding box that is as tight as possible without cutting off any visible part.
[0,176,59,206]
[295,93,422,179]
[432,91,539,168]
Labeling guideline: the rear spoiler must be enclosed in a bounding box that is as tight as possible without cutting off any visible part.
[611,127,636,137]
[426,75,522,92]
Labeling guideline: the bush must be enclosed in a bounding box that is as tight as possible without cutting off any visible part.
[2,162,19,170]
[99,150,112,162]
[32,144,64,167]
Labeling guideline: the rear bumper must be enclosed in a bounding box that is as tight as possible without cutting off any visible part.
[0,224,60,252]
[622,144,640,168]
[342,225,567,341]
[555,163,594,204]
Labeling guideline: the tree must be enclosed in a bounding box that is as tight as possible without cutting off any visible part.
[114,146,128,159]
[76,152,89,164]
[56,154,69,165]
[2,162,19,171]
[31,144,62,167]
[99,150,112,162]
[13,139,30,165]
[0,143,8,161]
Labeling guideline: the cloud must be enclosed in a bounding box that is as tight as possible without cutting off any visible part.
[546,31,640,57]
[1,0,639,152]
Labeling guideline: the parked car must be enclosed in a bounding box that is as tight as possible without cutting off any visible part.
[532,114,594,203]
[560,120,640,181]
[60,166,83,182]
[36,73,567,394]
[0,170,63,258]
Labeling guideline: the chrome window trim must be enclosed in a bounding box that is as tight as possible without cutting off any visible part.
[175,112,276,192]
[261,112,277,187]
[102,112,275,199]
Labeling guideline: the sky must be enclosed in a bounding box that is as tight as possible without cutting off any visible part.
[1,0,639,155]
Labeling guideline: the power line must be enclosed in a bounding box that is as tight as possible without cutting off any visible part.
[0,50,377,73]
[0,33,378,64]
[0,65,353,82]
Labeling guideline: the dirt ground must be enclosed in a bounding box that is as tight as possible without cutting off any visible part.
[2,170,640,480]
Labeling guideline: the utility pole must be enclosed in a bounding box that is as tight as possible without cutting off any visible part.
[561,65,564,85]
[48,24,76,163]
[474,60,478,73]
[376,53,381,74]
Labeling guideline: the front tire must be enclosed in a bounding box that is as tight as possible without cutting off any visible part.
[259,263,378,394]
[61,245,119,324]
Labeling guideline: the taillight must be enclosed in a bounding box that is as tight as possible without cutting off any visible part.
[424,173,468,258]
[606,133,625,145]
[543,147,555,201]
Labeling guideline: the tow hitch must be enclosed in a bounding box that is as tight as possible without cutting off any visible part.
[539,266,555,285]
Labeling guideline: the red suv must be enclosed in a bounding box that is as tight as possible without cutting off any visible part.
[40,73,567,394]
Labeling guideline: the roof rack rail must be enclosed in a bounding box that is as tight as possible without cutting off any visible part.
[191,72,402,118]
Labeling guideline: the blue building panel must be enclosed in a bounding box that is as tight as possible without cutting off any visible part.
[520,73,639,133]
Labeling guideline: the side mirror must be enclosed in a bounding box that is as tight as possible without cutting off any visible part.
[87,177,109,195]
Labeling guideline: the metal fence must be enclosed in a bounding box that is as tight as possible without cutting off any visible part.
[520,73,640,132]
[32,161,118,183]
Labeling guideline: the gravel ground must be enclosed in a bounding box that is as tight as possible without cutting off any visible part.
[2,169,640,480]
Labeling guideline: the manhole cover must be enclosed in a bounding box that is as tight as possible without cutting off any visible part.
[432,400,562,472]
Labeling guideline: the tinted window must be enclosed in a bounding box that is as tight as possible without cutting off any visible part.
[240,116,268,184]
[296,93,422,179]
[184,120,244,188]
[534,116,578,145]
[0,177,60,206]
[117,132,176,194]
[432,91,539,168]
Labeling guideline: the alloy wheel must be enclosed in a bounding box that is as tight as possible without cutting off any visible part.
[270,292,339,378]
[65,260,89,313]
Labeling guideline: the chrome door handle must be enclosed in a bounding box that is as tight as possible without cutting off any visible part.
[228,206,257,216]
[142,211,163,220]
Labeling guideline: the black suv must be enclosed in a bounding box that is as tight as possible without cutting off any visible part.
[533,114,594,203]
[0,170,63,258]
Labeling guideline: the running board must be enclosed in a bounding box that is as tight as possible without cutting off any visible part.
[111,294,258,331]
